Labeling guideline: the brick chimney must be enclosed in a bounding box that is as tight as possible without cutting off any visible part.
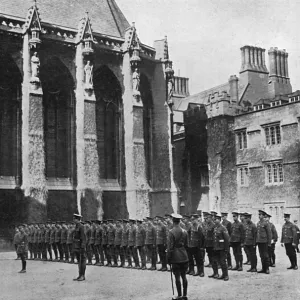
[240,45,268,74]
[268,47,292,96]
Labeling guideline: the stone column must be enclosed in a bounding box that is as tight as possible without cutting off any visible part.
[21,33,47,223]
[122,52,150,219]
[75,43,102,219]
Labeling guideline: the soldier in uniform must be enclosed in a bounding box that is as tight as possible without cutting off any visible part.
[145,217,157,270]
[44,221,52,261]
[156,216,167,271]
[32,223,39,260]
[60,221,68,262]
[293,220,300,253]
[120,219,129,267]
[188,214,205,277]
[107,219,116,267]
[84,221,92,265]
[265,213,278,267]
[166,213,189,300]
[50,222,58,261]
[204,213,215,269]
[210,214,229,281]
[15,224,29,273]
[281,213,298,270]
[256,210,271,274]
[55,222,63,261]
[230,212,245,271]
[36,223,42,260]
[26,225,32,260]
[135,219,146,269]
[240,213,251,265]
[221,212,232,269]
[73,213,87,281]
[67,222,75,263]
[94,220,102,266]
[102,220,109,265]
[244,213,257,272]
[113,219,123,267]
[128,219,138,268]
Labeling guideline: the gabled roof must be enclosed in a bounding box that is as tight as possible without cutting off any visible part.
[1,0,130,38]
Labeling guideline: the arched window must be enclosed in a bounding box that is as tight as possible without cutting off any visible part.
[40,57,75,179]
[0,53,22,177]
[94,66,122,180]
[140,74,153,184]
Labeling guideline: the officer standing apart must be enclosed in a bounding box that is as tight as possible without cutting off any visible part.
[167,213,189,300]
[256,210,271,274]
[73,213,87,281]
[15,224,28,273]
[281,213,298,270]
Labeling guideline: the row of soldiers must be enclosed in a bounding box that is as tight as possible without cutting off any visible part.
[13,210,300,280]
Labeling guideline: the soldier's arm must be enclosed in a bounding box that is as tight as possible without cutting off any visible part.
[223,228,230,250]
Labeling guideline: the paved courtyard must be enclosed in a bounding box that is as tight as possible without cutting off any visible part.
[1,246,300,300]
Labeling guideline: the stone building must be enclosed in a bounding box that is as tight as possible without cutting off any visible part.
[0,0,180,245]
[174,44,300,225]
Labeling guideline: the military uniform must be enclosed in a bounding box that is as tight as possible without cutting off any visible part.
[120,221,130,267]
[32,226,39,259]
[61,225,68,262]
[55,224,63,261]
[114,223,123,266]
[45,225,52,260]
[244,218,257,271]
[268,220,278,266]
[73,216,87,281]
[102,223,109,265]
[156,219,168,271]
[221,216,232,268]
[230,218,245,270]
[107,223,116,266]
[15,227,29,273]
[211,220,229,280]
[204,220,215,268]
[94,222,103,265]
[256,214,271,273]
[188,220,205,276]
[145,220,157,270]
[27,226,33,259]
[85,223,93,264]
[67,225,75,263]
[50,225,58,260]
[128,220,138,268]
[135,222,146,269]
[294,222,300,252]
[281,217,298,269]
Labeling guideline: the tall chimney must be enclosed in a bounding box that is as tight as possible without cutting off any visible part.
[262,49,267,72]
[281,50,286,78]
[229,75,239,103]
[268,47,277,77]
[257,48,262,71]
[276,49,281,77]
[285,52,289,78]
[240,45,268,74]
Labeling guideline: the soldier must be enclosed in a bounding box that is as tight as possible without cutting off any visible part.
[210,214,229,281]
[55,222,63,261]
[101,220,109,265]
[240,213,251,265]
[265,213,278,267]
[26,225,32,260]
[204,213,215,269]
[188,214,205,277]
[61,221,68,262]
[221,212,232,269]
[32,223,39,260]
[13,226,20,259]
[90,220,99,265]
[244,213,257,272]
[85,221,92,265]
[145,217,157,270]
[156,216,168,271]
[230,212,245,271]
[211,211,217,222]
[67,222,75,263]
[120,219,129,267]
[15,224,29,273]
[256,210,271,274]
[73,213,87,281]
[114,219,123,267]
[165,214,173,231]
[94,220,103,266]
[36,223,42,260]
[128,219,138,268]
[166,213,189,300]
[107,219,116,267]
[50,222,58,261]
[135,219,146,270]
[281,213,298,270]
[44,221,52,261]
[293,220,300,253]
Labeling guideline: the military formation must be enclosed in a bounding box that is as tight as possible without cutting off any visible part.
[13,210,300,281]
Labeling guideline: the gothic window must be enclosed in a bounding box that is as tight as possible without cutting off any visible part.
[0,53,22,177]
[94,66,122,180]
[238,166,249,186]
[265,162,284,185]
[264,124,281,145]
[41,58,75,179]
[140,74,153,185]
[237,130,247,149]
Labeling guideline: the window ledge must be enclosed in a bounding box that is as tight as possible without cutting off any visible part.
[47,178,73,190]
[0,176,17,189]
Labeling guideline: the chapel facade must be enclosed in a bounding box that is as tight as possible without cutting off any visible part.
[0,0,180,245]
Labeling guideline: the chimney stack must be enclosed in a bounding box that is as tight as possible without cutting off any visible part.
[240,45,268,74]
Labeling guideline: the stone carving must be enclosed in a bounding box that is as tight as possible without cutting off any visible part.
[30,52,40,83]
[132,68,140,98]
[84,60,93,89]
